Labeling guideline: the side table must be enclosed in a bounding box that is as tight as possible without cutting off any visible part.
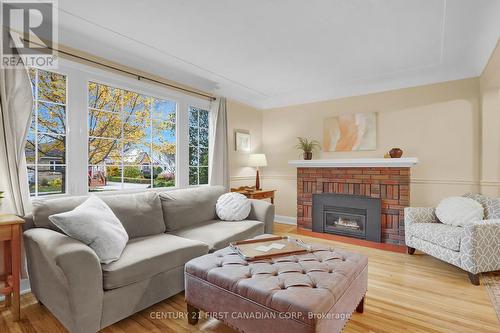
[0,214,24,321]
[231,188,276,204]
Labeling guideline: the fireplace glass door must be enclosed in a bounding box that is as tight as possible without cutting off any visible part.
[323,206,367,239]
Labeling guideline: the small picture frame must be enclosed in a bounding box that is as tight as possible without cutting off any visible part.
[235,129,251,152]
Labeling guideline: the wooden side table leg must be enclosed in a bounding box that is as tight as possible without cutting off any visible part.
[3,240,12,307]
[11,225,21,321]
[271,196,274,204]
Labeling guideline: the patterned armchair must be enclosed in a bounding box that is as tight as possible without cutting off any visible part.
[404,207,500,285]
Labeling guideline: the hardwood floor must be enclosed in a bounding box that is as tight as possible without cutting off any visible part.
[1,223,499,333]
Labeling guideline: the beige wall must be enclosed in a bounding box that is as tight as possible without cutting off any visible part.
[260,78,483,217]
[479,41,500,197]
[226,100,263,188]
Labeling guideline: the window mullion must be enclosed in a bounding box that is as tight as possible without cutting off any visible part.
[177,102,189,188]
[34,69,39,196]
[120,90,124,190]
[198,123,201,185]
[149,97,154,188]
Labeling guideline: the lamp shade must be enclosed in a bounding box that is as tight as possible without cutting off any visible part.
[248,154,267,167]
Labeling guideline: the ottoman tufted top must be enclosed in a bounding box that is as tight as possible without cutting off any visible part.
[185,242,368,325]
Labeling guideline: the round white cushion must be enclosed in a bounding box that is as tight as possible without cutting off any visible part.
[435,196,484,226]
[216,192,251,221]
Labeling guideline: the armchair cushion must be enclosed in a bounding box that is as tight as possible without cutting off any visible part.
[435,197,483,226]
[408,223,464,251]
[463,193,500,219]
[101,234,209,290]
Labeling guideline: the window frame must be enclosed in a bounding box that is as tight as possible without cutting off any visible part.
[27,67,69,197]
[188,106,211,186]
[86,79,179,192]
[27,58,211,199]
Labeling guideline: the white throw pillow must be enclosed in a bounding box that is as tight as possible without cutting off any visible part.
[49,195,129,264]
[435,196,484,227]
[216,192,251,221]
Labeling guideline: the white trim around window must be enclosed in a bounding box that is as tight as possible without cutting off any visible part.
[31,58,211,197]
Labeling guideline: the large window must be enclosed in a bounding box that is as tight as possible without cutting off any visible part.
[188,106,209,185]
[88,82,176,191]
[24,60,211,197]
[26,69,67,196]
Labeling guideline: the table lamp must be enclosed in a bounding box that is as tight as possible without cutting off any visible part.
[248,153,267,190]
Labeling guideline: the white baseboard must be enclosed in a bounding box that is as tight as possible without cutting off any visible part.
[0,279,31,302]
[275,215,297,225]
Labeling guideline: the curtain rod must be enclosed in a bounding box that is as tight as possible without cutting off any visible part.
[22,38,216,101]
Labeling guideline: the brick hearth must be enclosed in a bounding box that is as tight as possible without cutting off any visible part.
[297,167,411,245]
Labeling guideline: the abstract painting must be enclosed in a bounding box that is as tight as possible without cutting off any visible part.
[323,112,377,151]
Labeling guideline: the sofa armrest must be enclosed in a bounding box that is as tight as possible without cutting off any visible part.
[460,220,500,274]
[23,213,35,231]
[24,228,103,333]
[247,199,275,234]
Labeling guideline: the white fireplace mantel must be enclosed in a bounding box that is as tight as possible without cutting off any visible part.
[288,157,419,168]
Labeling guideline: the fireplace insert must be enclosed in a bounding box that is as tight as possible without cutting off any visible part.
[324,206,367,238]
[313,193,381,242]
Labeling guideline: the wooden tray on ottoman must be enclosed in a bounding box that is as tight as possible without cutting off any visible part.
[230,236,312,261]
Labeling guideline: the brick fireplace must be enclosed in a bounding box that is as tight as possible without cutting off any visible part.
[290,158,418,246]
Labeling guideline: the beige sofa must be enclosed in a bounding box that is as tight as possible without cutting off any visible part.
[23,186,274,333]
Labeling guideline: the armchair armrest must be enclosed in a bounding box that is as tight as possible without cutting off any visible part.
[247,199,275,234]
[404,207,438,224]
[460,220,500,274]
[404,207,438,243]
[24,228,103,333]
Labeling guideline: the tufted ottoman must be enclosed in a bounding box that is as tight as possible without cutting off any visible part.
[184,239,367,333]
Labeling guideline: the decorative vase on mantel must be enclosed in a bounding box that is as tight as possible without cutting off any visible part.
[389,148,403,158]
[303,152,313,160]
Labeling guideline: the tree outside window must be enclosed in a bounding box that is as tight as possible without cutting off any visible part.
[26,68,67,196]
[88,82,176,191]
[188,107,209,185]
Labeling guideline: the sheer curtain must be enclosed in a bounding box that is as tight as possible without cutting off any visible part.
[208,97,229,188]
[0,62,33,215]
[0,49,34,279]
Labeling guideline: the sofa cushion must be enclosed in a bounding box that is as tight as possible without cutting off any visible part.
[171,220,265,251]
[409,223,464,251]
[216,192,251,221]
[49,196,128,264]
[159,186,226,231]
[101,234,209,290]
[99,192,165,238]
[32,191,166,239]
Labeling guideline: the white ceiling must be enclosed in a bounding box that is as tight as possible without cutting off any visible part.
[50,0,500,108]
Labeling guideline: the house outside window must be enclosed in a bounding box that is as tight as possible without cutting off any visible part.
[26,68,67,196]
[88,82,176,192]
[24,59,210,197]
